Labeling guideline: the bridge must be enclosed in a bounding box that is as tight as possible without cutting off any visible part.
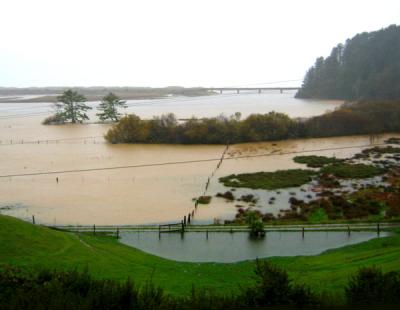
[205,87,300,94]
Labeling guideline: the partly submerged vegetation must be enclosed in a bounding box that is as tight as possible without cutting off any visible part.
[320,163,384,179]
[220,146,400,224]
[105,100,400,144]
[219,169,317,190]
[293,155,343,168]
[43,90,127,124]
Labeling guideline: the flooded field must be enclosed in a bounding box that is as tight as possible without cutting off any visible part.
[119,231,389,262]
[1,91,395,225]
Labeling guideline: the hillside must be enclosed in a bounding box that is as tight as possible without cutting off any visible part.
[1,215,400,296]
[296,24,400,100]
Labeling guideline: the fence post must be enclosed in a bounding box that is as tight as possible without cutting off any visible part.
[32,215,35,225]
[347,225,351,236]
[184,216,186,226]
[93,224,96,235]
[302,227,305,239]
[206,230,208,240]
[377,222,380,236]
[116,228,120,239]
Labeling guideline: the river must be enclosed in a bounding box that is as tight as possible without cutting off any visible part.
[0,91,393,225]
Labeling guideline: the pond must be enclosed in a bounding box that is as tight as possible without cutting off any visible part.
[119,231,388,262]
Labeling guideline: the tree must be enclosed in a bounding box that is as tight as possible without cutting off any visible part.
[245,211,265,238]
[97,92,127,122]
[55,90,91,123]
[296,24,400,100]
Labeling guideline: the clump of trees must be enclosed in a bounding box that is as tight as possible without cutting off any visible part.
[104,111,298,144]
[296,24,400,100]
[43,90,126,124]
[104,100,400,144]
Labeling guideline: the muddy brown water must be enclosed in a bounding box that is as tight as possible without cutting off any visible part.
[0,93,397,225]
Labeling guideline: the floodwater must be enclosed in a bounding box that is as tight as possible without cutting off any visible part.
[0,91,396,225]
[119,231,389,262]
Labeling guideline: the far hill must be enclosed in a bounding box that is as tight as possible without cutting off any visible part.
[296,24,400,100]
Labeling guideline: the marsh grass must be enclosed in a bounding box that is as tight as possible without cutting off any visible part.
[219,169,317,190]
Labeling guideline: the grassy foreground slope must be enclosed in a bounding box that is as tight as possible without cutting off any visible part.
[1,215,400,296]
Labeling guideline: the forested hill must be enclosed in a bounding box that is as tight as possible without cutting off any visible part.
[296,24,400,100]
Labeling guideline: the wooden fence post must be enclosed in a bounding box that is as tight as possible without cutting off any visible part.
[32,215,35,225]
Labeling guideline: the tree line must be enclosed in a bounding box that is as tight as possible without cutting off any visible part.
[43,90,127,124]
[104,100,400,144]
[1,263,399,309]
[296,24,400,100]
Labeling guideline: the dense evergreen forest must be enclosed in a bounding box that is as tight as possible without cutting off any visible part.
[296,25,400,100]
[105,101,400,144]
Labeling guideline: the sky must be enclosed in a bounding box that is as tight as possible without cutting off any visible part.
[0,0,399,88]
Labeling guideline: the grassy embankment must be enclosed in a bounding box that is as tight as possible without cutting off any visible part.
[1,214,400,297]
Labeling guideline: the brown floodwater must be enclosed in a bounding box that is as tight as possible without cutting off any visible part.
[0,94,396,225]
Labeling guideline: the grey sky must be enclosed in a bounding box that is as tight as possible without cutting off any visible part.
[1,0,399,88]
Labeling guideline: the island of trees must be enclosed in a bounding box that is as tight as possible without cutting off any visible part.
[104,100,400,144]
[296,24,400,100]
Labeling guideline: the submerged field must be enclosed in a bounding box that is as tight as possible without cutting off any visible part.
[1,214,400,297]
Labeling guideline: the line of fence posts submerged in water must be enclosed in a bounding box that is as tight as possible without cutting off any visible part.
[29,213,385,240]
[26,136,384,240]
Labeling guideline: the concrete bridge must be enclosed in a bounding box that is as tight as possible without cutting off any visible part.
[205,87,300,94]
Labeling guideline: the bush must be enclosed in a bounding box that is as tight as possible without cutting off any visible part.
[242,260,318,308]
[346,267,400,306]
[42,114,65,125]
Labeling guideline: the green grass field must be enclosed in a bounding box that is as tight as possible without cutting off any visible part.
[1,215,400,297]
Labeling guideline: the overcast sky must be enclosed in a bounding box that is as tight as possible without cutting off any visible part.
[0,0,399,88]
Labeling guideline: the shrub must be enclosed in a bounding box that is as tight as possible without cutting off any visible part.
[346,267,400,306]
[42,114,65,125]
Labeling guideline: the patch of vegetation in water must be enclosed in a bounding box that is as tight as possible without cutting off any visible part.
[238,194,258,204]
[293,155,343,168]
[216,191,235,201]
[219,169,317,190]
[362,146,400,155]
[320,163,384,179]
[196,196,212,204]
[385,137,400,145]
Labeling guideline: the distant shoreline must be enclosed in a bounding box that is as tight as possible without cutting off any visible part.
[0,86,215,103]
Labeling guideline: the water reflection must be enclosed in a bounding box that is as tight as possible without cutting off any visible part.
[120,231,388,263]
